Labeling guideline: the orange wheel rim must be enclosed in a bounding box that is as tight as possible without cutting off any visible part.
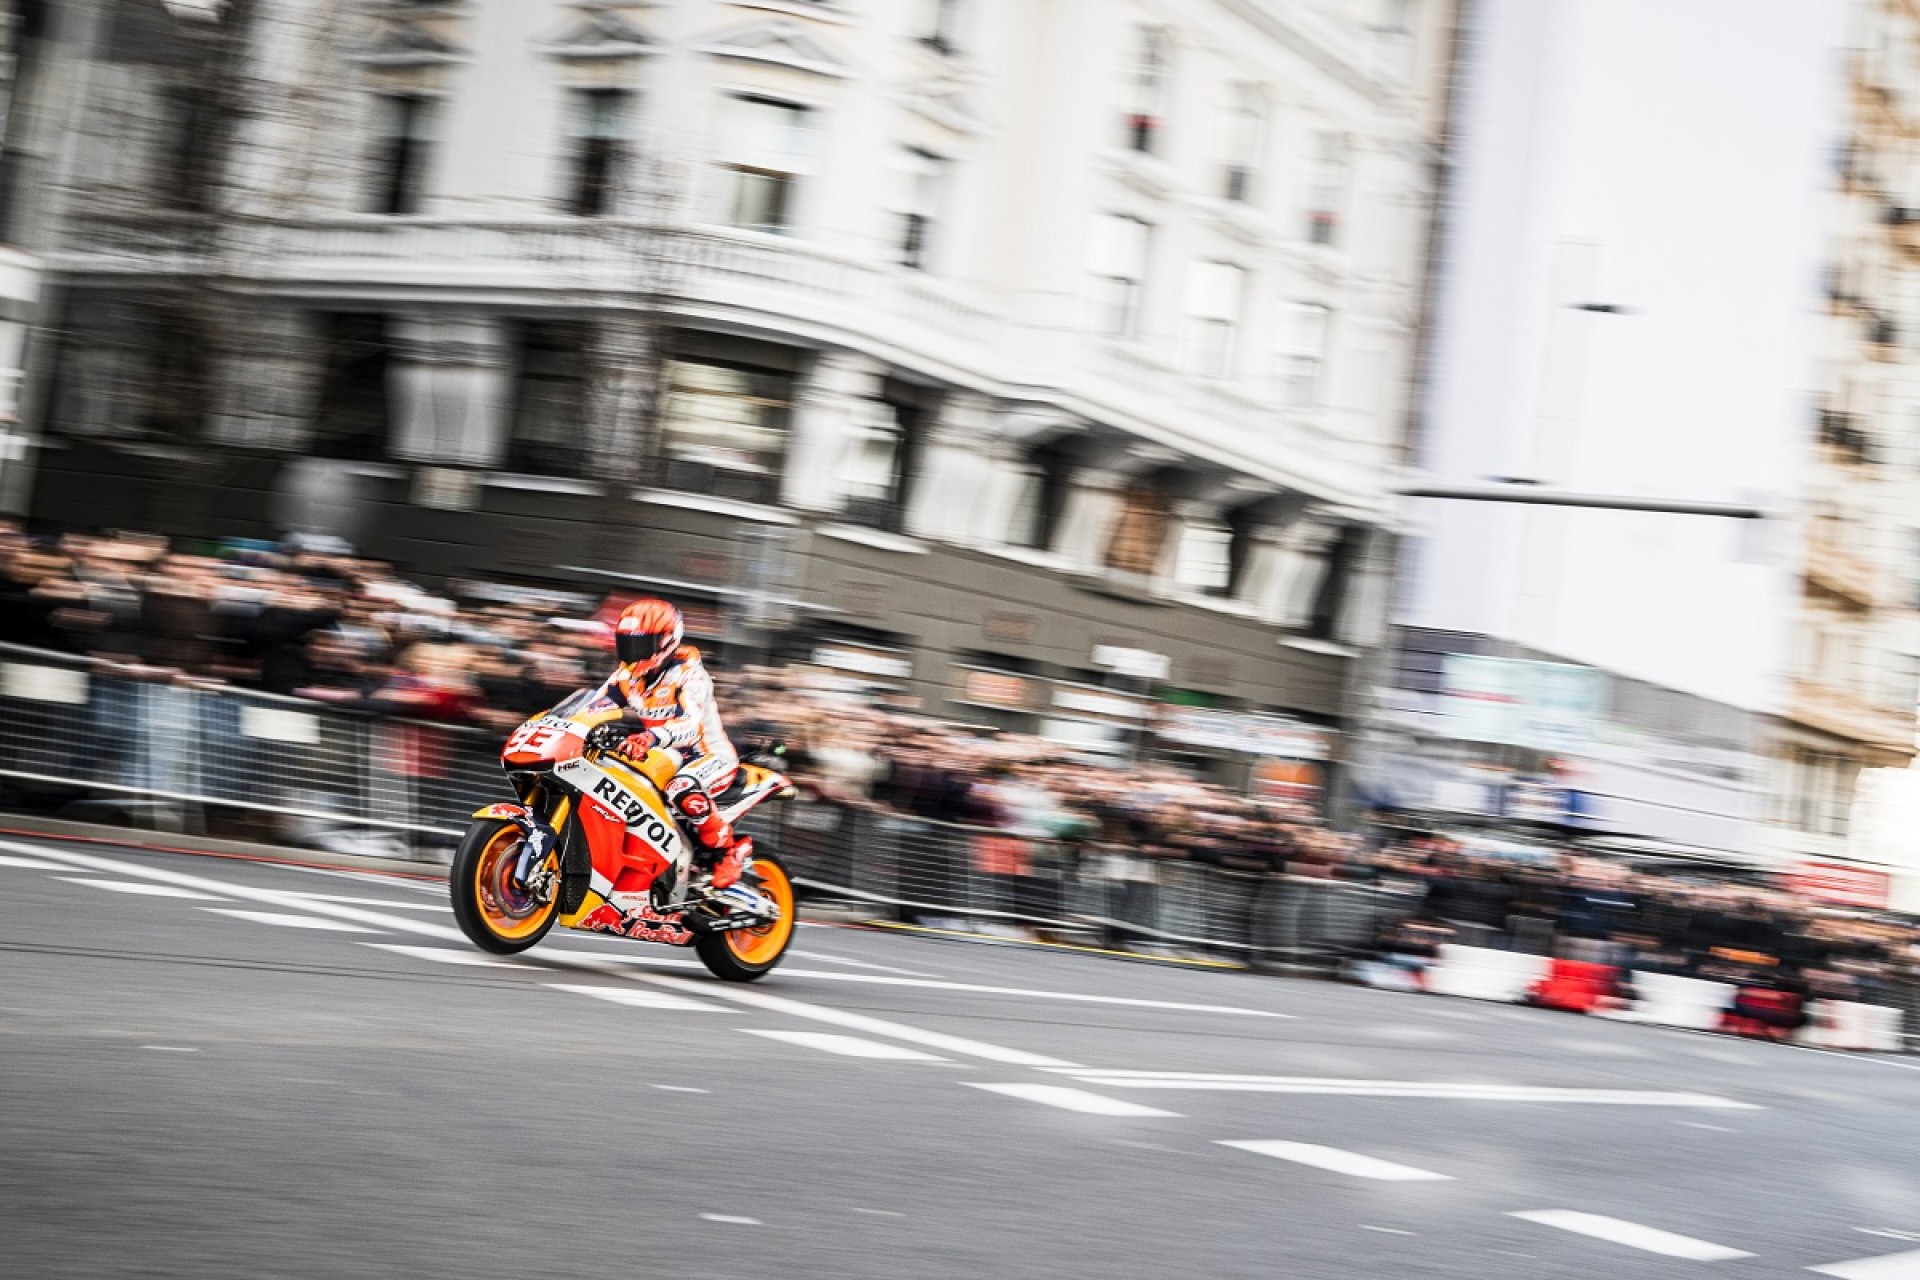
[726,858,795,967]
[473,826,555,941]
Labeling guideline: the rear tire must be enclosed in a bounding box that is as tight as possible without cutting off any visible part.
[694,851,798,982]
[451,818,558,955]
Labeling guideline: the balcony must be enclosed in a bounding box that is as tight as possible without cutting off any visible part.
[1787,678,1916,764]
[1804,533,1883,609]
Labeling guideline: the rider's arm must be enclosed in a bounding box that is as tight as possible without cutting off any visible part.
[648,663,714,752]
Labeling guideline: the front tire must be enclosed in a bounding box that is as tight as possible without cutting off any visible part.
[695,851,798,982]
[451,818,558,954]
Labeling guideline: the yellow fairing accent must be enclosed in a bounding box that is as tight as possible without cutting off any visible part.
[558,887,609,930]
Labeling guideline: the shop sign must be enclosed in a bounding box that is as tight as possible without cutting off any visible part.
[810,646,913,680]
[1785,862,1892,909]
[1252,759,1323,806]
[1092,644,1172,681]
[1053,687,1150,720]
[1439,655,1608,751]
[961,669,1031,709]
[1156,706,1332,759]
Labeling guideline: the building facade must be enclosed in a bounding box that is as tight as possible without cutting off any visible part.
[14,0,1455,778]
[1383,0,1876,865]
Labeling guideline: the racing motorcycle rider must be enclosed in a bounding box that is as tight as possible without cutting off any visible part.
[580,598,762,912]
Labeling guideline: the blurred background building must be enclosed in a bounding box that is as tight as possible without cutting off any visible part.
[1369,0,1920,912]
[4,0,1455,779]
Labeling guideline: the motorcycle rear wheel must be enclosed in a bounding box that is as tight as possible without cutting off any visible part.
[695,851,798,982]
[451,818,558,954]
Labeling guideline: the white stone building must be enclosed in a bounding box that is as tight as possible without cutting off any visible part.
[16,0,1454,769]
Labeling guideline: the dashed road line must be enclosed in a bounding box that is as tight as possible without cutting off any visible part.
[963,1083,1180,1117]
[0,853,64,870]
[1218,1140,1453,1182]
[545,983,722,1013]
[1053,1071,1759,1109]
[202,909,377,933]
[54,877,225,900]
[364,944,547,969]
[1508,1210,1753,1261]
[739,1029,948,1061]
[1810,1249,1920,1278]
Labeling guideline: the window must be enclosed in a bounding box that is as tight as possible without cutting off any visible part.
[566,88,628,217]
[371,94,432,215]
[1087,214,1152,337]
[1182,261,1244,378]
[922,0,962,54]
[310,314,394,461]
[842,394,922,532]
[506,321,590,476]
[1125,26,1171,154]
[1217,82,1263,203]
[162,88,217,212]
[1006,444,1074,549]
[1173,520,1233,594]
[658,357,793,505]
[1307,131,1349,245]
[725,96,813,235]
[899,149,947,270]
[1104,485,1172,575]
[1274,302,1331,407]
[1784,746,1854,837]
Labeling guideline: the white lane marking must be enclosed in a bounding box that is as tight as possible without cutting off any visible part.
[739,1029,947,1061]
[0,854,65,870]
[1856,1231,1920,1243]
[964,1083,1180,1117]
[277,892,447,912]
[1217,1140,1452,1182]
[1509,1210,1753,1261]
[699,1214,761,1226]
[364,944,545,970]
[54,878,225,900]
[1052,1072,1757,1109]
[202,909,376,933]
[648,1084,709,1094]
[1360,1226,1416,1236]
[13,845,468,939]
[790,950,937,977]
[1811,1249,1920,1278]
[140,1045,198,1052]
[609,968,1081,1068]
[545,983,721,1013]
[547,949,1286,1016]
[1781,1044,1920,1073]
[1678,1121,1738,1133]
[11,844,1079,1070]
[849,1208,905,1218]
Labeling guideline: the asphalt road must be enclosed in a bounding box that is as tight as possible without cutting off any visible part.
[3,835,1920,1280]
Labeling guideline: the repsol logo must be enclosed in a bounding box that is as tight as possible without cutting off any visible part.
[590,775,681,855]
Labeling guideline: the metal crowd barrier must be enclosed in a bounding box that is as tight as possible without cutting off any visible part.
[742,800,1425,969]
[0,643,497,858]
[0,643,1421,968]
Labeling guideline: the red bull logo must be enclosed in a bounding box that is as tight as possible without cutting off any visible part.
[573,901,692,946]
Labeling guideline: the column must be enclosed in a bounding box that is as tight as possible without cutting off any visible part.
[585,311,653,483]
[207,303,324,452]
[905,392,996,542]
[1335,525,1394,647]
[1051,468,1128,570]
[781,350,884,513]
[388,312,514,467]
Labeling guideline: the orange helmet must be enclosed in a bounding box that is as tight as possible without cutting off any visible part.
[614,597,683,686]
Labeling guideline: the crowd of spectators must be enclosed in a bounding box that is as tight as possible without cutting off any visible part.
[1354,834,1920,1024]
[4,524,1918,1014]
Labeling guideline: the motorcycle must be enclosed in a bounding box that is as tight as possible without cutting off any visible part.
[450,688,798,981]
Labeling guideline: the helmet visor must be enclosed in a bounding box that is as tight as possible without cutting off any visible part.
[616,629,674,667]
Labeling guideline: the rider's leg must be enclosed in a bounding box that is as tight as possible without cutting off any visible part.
[663,753,740,860]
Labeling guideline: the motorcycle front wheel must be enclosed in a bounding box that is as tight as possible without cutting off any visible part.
[695,851,798,982]
[451,818,558,954]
